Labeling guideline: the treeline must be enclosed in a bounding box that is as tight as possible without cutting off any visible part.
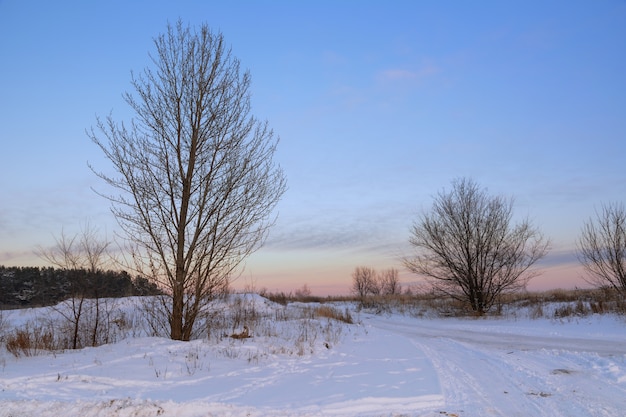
[0,265,161,308]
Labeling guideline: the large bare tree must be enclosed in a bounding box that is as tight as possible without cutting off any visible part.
[404,178,549,314]
[577,202,626,295]
[89,22,286,340]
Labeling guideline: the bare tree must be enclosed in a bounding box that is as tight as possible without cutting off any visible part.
[36,223,112,349]
[351,266,378,304]
[294,283,312,300]
[37,224,110,274]
[404,178,549,314]
[378,268,401,295]
[577,202,626,295]
[88,21,286,341]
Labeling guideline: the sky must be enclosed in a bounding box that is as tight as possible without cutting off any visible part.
[1,1,625,295]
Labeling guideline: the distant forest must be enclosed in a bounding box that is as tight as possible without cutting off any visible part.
[0,266,161,308]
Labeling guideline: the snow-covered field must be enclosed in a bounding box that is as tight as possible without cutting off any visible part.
[0,295,625,416]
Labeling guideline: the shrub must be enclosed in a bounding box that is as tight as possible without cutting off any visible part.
[530,304,544,319]
[314,306,353,324]
[5,321,58,357]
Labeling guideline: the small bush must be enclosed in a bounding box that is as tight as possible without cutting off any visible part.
[265,291,290,306]
[5,322,59,357]
[553,304,575,319]
[553,300,592,319]
[530,304,544,319]
[6,330,31,357]
[314,306,353,324]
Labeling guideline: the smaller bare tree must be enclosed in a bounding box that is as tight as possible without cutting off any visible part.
[378,268,401,295]
[37,223,114,349]
[37,223,111,273]
[351,266,378,304]
[577,202,626,295]
[294,284,312,300]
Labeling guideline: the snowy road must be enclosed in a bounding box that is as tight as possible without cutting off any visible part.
[367,314,626,417]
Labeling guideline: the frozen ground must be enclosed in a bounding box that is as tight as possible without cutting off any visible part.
[0,296,625,416]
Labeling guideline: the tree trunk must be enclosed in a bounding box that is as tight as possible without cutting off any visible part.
[91,297,100,347]
[171,279,184,340]
[72,297,84,349]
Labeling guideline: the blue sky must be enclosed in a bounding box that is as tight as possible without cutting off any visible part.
[1,1,625,295]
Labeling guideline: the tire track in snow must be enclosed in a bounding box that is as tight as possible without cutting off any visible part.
[368,316,626,417]
[413,337,561,416]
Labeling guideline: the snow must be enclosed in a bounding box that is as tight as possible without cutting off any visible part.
[0,296,625,416]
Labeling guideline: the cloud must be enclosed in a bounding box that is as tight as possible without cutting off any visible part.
[379,69,419,81]
[377,61,439,85]
[265,218,385,252]
[537,249,579,268]
[0,249,43,266]
[263,199,413,258]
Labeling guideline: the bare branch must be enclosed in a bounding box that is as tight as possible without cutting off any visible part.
[36,223,111,272]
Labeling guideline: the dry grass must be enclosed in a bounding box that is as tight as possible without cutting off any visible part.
[313,305,353,324]
[260,290,325,305]
[499,288,626,318]
[5,321,60,357]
